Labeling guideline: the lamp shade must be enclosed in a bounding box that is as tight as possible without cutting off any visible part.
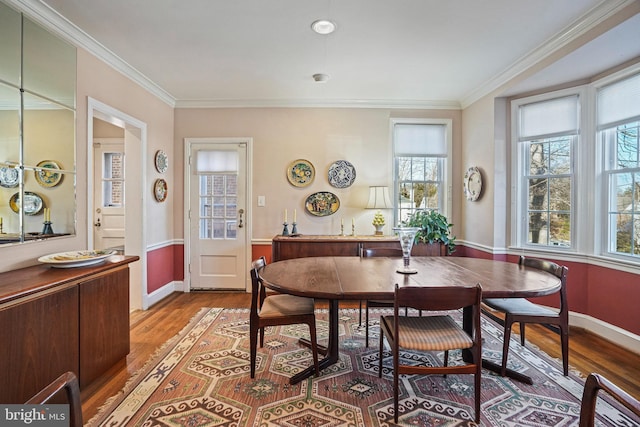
[366,186,393,209]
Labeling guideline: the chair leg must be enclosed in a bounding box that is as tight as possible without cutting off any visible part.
[443,350,449,378]
[520,323,526,346]
[250,325,258,378]
[500,316,514,377]
[359,300,363,326]
[474,363,481,423]
[259,326,265,348]
[378,327,384,378]
[393,345,399,424]
[560,324,569,376]
[365,302,370,348]
[308,322,320,376]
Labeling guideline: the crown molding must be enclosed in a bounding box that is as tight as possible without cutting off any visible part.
[175,98,461,110]
[7,0,176,107]
[460,0,638,109]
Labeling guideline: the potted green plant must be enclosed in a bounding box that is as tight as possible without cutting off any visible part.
[400,209,456,255]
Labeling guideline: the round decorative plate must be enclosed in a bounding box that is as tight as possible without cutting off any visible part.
[305,191,340,217]
[286,159,315,187]
[463,166,482,201]
[155,150,168,173]
[0,166,19,188]
[154,178,168,202]
[328,160,356,188]
[35,160,63,187]
[38,249,117,268]
[9,191,44,215]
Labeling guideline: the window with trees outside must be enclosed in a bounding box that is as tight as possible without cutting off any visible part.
[392,119,452,225]
[513,94,578,248]
[598,72,640,258]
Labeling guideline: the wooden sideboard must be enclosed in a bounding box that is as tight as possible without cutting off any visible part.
[0,255,138,402]
[272,235,445,261]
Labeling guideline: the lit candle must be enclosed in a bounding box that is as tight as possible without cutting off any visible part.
[293,209,297,223]
[341,218,344,226]
[284,209,287,223]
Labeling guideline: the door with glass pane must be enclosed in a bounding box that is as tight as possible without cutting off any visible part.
[189,141,247,290]
[93,139,125,251]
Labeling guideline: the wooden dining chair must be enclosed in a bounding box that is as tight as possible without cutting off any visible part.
[250,256,320,378]
[25,371,83,427]
[360,247,404,347]
[483,255,570,376]
[578,373,640,426]
[379,283,483,424]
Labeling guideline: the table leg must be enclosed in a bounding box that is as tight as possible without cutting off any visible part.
[289,299,340,384]
[462,306,533,385]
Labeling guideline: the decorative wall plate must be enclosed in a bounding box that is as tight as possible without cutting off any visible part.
[9,191,44,215]
[154,178,168,202]
[286,159,315,187]
[35,160,63,187]
[328,160,356,188]
[155,150,168,173]
[463,166,483,201]
[0,167,19,188]
[305,191,340,217]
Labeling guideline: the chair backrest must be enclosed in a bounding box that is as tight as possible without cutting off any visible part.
[519,255,569,313]
[25,371,83,427]
[395,283,482,313]
[250,256,267,315]
[579,373,640,427]
[363,247,403,257]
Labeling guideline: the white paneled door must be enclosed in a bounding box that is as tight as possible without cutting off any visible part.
[93,138,125,252]
[187,140,248,290]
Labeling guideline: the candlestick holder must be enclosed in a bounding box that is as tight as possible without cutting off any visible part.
[42,221,54,235]
[351,224,356,236]
[339,224,344,236]
[291,222,298,234]
[281,222,289,236]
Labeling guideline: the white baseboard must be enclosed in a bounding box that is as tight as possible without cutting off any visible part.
[570,312,640,355]
[146,281,179,307]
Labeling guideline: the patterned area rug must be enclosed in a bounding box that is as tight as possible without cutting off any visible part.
[88,308,635,426]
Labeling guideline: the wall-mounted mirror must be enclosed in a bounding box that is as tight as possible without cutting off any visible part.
[0,0,76,245]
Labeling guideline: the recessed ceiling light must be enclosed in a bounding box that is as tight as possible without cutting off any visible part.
[311,19,336,35]
[313,73,330,83]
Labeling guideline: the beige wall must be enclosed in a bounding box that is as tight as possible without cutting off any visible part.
[174,107,462,241]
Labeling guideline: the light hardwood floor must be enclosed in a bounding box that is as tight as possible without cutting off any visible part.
[80,291,640,422]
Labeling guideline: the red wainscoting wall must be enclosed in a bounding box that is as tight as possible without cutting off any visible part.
[148,243,639,336]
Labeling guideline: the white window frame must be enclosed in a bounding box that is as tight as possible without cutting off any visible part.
[390,118,453,225]
[510,87,588,253]
[594,67,640,261]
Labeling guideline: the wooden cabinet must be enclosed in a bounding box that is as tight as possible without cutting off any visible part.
[0,256,138,403]
[272,235,444,261]
[0,285,79,403]
[79,267,130,388]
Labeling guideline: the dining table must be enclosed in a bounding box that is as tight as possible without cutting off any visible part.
[258,255,562,385]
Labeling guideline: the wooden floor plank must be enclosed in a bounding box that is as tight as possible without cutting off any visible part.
[80,291,640,422]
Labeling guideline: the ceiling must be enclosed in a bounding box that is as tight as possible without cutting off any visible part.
[26,0,640,108]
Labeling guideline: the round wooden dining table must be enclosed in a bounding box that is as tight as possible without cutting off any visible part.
[259,255,562,385]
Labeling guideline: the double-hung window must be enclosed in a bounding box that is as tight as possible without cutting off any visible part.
[598,73,640,258]
[391,119,452,224]
[513,93,579,248]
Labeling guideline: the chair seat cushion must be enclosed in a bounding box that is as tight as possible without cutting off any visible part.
[381,315,473,351]
[483,298,558,316]
[260,294,315,318]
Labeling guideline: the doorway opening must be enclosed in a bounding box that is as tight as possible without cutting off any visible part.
[87,97,148,310]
